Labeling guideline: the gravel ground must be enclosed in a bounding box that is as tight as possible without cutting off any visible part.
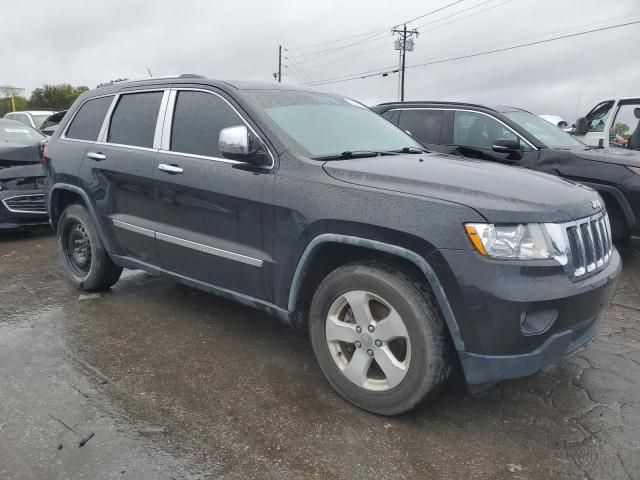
[1,228,639,480]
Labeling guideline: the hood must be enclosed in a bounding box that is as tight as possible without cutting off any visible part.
[571,146,640,168]
[323,153,602,223]
[0,142,42,167]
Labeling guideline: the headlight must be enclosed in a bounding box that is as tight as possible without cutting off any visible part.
[465,223,556,259]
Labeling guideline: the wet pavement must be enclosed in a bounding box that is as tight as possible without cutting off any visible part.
[1,228,639,480]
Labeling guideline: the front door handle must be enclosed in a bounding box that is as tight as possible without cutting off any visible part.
[157,163,184,174]
[87,152,106,161]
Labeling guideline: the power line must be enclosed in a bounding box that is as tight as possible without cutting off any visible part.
[414,0,505,30]
[287,0,468,51]
[408,18,640,69]
[290,0,512,77]
[305,18,640,86]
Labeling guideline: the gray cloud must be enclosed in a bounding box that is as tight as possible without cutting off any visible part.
[2,0,639,122]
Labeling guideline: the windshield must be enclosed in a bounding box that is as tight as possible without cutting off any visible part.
[505,111,585,149]
[0,123,46,142]
[246,90,422,157]
[30,115,51,129]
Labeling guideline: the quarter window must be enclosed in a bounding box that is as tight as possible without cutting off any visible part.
[66,96,113,141]
[170,91,244,158]
[453,111,525,150]
[108,92,163,148]
[397,109,443,144]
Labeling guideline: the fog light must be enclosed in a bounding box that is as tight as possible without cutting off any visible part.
[520,309,558,335]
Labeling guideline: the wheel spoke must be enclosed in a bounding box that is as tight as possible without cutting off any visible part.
[375,308,408,342]
[374,347,408,389]
[326,316,359,343]
[343,290,373,327]
[341,348,373,387]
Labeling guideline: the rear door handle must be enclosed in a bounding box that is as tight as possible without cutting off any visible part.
[157,163,184,174]
[87,152,106,161]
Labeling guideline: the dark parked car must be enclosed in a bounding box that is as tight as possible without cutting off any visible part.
[373,101,640,246]
[44,77,620,415]
[40,110,67,137]
[0,119,48,230]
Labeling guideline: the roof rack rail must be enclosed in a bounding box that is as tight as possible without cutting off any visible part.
[104,74,206,87]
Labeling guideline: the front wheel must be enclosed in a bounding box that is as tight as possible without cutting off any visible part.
[309,261,450,415]
[57,204,122,291]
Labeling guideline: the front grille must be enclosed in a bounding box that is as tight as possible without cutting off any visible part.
[562,211,612,279]
[2,194,47,214]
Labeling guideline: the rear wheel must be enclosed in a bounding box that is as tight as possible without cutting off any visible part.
[57,204,122,291]
[309,261,450,415]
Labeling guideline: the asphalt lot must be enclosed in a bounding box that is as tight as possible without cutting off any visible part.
[1,228,639,480]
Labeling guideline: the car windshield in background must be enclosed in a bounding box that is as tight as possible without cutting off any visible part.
[247,90,422,158]
[30,115,51,129]
[0,124,45,142]
[505,111,586,149]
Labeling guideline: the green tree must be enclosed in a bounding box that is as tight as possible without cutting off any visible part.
[614,122,630,139]
[28,84,89,110]
[0,95,29,117]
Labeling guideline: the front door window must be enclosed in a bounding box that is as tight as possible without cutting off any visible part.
[610,102,640,150]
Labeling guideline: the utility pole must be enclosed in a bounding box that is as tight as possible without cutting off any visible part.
[276,45,282,83]
[392,24,419,101]
[0,86,25,112]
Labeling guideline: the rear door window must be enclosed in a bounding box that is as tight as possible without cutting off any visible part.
[108,92,163,148]
[170,91,244,158]
[397,109,444,144]
[66,96,113,141]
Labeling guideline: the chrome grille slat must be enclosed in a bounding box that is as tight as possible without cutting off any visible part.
[557,211,612,280]
[2,194,46,214]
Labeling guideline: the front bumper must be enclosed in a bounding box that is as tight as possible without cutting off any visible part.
[0,188,49,230]
[437,248,621,385]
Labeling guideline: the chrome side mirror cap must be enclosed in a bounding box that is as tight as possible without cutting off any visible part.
[219,125,270,167]
[219,125,252,158]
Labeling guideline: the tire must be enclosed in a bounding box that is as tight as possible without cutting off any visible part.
[57,203,122,291]
[309,261,450,415]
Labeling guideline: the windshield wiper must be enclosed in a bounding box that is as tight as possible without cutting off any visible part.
[387,146,430,154]
[312,150,397,161]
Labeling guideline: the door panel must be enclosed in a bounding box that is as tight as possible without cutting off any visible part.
[81,144,160,263]
[154,153,274,300]
[154,88,275,301]
[79,90,165,264]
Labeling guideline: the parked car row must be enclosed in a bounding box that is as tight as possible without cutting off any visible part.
[373,101,640,247]
[3,110,66,136]
[0,119,49,230]
[41,76,621,415]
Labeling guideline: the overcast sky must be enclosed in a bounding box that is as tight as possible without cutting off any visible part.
[2,0,639,121]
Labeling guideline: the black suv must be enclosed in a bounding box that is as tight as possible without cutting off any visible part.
[373,101,640,246]
[44,77,621,415]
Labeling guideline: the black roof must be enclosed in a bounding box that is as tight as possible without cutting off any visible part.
[374,101,530,114]
[96,75,320,93]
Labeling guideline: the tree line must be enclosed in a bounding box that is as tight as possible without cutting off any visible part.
[0,80,128,117]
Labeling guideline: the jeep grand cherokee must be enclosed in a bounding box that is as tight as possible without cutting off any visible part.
[44,76,621,415]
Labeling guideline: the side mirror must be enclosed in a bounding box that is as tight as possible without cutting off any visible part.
[492,138,521,153]
[219,125,270,166]
[574,117,589,135]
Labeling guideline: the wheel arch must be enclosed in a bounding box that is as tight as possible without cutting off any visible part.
[580,181,636,228]
[287,234,465,351]
[48,183,115,252]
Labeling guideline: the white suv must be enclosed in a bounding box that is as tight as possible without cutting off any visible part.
[4,110,55,130]
[572,97,640,149]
